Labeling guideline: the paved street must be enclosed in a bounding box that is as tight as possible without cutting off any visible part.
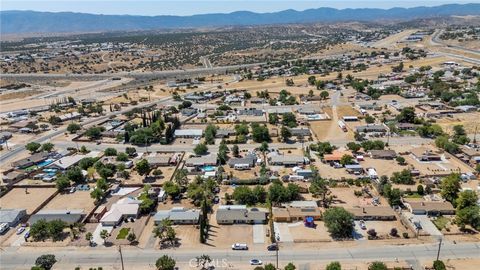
[1,242,479,269]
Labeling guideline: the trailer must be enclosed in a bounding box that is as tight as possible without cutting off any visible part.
[338,120,348,132]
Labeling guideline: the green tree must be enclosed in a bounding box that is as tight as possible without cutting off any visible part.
[456,190,478,210]
[232,144,239,157]
[136,159,151,177]
[346,142,361,153]
[41,143,54,152]
[155,255,176,270]
[66,166,84,183]
[194,143,209,155]
[90,188,105,203]
[100,229,109,244]
[280,126,292,142]
[55,176,70,192]
[204,124,217,145]
[163,181,181,198]
[326,262,342,270]
[284,263,296,270]
[67,123,81,134]
[365,115,375,124]
[127,231,137,244]
[440,173,461,206]
[25,142,41,153]
[85,232,93,242]
[368,261,387,270]
[104,147,117,156]
[320,90,329,100]
[397,107,415,123]
[323,207,354,238]
[396,156,406,165]
[85,126,104,140]
[30,219,50,241]
[116,152,129,162]
[433,260,446,270]
[34,254,57,270]
[456,206,480,230]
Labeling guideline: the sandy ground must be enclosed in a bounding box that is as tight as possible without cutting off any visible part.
[43,191,96,214]
[0,187,57,214]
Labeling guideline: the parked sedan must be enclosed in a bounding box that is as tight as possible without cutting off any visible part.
[250,259,263,265]
[267,244,278,251]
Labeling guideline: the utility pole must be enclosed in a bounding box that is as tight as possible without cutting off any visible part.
[436,238,443,261]
[276,235,280,269]
[118,245,125,270]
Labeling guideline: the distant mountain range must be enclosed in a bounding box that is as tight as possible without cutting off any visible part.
[2,4,480,34]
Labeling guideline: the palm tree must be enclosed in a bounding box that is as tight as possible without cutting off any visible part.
[196,254,212,270]
[100,229,109,244]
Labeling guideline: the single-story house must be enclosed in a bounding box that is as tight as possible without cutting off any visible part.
[59,112,81,122]
[297,107,322,115]
[346,207,396,220]
[154,207,200,225]
[11,152,48,169]
[146,156,172,167]
[1,170,26,185]
[216,129,236,138]
[237,109,264,116]
[227,155,256,169]
[174,129,203,138]
[29,209,84,224]
[216,205,267,224]
[0,131,13,142]
[48,151,99,170]
[272,206,322,222]
[181,108,198,116]
[100,198,141,226]
[356,124,388,133]
[403,200,455,215]
[396,123,419,131]
[269,155,308,167]
[369,150,397,159]
[345,164,364,174]
[295,169,314,179]
[0,209,27,227]
[9,120,36,130]
[411,147,442,162]
[185,155,217,167]
[289,128,311,137]
[323,150,353,163]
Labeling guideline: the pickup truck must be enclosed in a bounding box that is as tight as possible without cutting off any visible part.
[231,243,248,250]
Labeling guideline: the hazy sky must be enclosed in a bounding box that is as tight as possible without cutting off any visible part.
[2,1,476,16]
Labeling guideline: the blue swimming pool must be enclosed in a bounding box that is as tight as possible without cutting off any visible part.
[202,165,216,172]
[37,159,54,167]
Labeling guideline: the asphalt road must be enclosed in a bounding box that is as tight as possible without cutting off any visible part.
[1,242,479,269]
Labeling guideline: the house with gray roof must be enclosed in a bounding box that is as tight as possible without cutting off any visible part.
[0,209,26,227]
[11,152,48,169]
[289,128,311,137]
[29,209,84,224]
[355,124,389,133]
[237,108,264,116]
[269,155,308,167]
[185,155,217,167]
[216,205,267,225]
[227,155,256,168]
[154,207,200,225]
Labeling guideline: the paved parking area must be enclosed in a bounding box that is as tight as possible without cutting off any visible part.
[416,215,443,238]
[253,224,265,244]
[274,222,293,243]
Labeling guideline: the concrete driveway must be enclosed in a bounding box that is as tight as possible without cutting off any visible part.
[415,215,443,238]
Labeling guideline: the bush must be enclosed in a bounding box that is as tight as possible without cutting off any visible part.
[402,232,409,238]
[390,228,398,237]
[433,260,446,270]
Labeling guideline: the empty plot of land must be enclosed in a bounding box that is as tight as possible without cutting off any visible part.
[330,188,375,207]
[43,191,96,214]
[208,224,254,249]
[1,188,57,214]
[289,221,331,242]
[361,158,406,178]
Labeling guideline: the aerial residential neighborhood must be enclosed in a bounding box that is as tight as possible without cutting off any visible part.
[1,1,480,270]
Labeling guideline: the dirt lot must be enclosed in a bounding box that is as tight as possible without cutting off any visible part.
[436,112,480,135]
[330,187,387,207]
[315,161,352,179]
[361,157,407,178]
[289,221,331,242]
[1,187,57,214]
[355,220,409,239]
[43,191,96,214]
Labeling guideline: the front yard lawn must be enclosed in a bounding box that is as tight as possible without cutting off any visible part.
[116,228,130,239]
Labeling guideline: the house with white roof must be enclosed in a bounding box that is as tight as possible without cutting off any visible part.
[100,197,141,226]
